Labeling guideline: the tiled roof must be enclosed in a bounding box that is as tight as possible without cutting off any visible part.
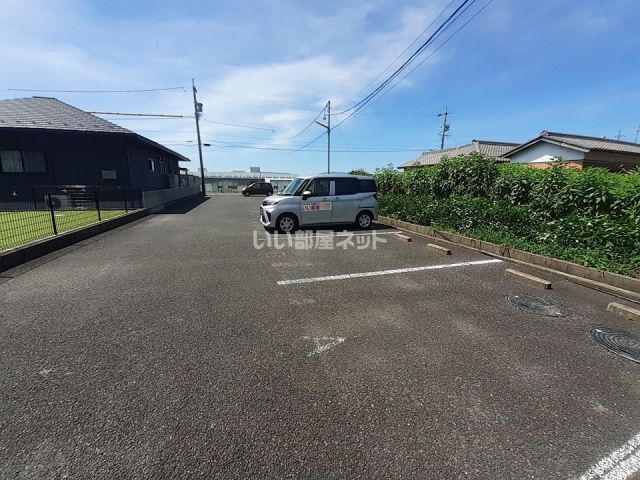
[399,140,518,168]
[0,97,133,134]
[540,131,640,154]
[0,97,190,162]
[505,131,640,157]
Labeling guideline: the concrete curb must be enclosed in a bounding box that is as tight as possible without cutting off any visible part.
[377,215,640,303]
[0,193,203,274]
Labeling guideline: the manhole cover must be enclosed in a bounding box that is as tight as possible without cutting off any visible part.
[507,294,565,317]
[590,328,640,364]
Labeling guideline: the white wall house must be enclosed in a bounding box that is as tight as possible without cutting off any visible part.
[504,131,640,171]
[509,141,585,164]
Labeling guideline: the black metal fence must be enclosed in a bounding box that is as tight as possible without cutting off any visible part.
[0,185,142,252]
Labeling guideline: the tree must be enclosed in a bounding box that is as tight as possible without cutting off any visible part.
[349,168,371,176]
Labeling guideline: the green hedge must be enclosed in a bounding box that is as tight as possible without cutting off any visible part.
[375,154,640,277]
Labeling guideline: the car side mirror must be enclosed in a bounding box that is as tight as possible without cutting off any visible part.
[301,190,311,199]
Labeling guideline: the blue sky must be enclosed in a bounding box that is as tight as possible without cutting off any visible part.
[1,0,639,176]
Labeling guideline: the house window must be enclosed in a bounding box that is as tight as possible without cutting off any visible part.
[0,150,47,173]
[149,159,157,172]
[0,151,22,172]
[22,151,46,173]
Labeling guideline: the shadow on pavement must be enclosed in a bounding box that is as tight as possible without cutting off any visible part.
[280,222,397,234]
[158,195,210,214]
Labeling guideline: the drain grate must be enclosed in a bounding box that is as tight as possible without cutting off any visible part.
[590,328,640,364]
[508,294,565,317]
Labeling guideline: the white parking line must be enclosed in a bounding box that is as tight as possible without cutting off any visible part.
[578,432,640,480]
[277,259,502,285]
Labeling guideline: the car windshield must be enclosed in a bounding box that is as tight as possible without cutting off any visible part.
[280,178,304,196]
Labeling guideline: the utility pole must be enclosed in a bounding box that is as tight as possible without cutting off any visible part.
[615,129,625,141]
[192,78,205,196]
[327,100,331,174]
[315,100,331,174]
[437,107,451,150]
[635,125,640,144]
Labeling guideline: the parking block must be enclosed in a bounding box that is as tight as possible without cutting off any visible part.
[505,268,552,289]
[426,243,451,255]
[393,233,412,242]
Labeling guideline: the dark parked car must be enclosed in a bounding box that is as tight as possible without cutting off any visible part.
[242,182,273,196]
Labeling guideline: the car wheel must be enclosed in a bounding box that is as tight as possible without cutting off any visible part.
[243,191,249,197]
[356,211,373,229]
[268,191,273,196]
[276,213,298,234]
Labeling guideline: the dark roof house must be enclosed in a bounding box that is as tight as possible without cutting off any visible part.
[503,131,640,171]
[399,140,518,169]
[0,97,189,190]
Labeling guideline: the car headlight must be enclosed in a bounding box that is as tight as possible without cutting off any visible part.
[262,199,281,206]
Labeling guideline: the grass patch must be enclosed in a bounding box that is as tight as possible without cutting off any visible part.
[0,209,127,252]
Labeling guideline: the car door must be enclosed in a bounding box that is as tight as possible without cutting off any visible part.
[299,178,333,225]
[332,177,359,223]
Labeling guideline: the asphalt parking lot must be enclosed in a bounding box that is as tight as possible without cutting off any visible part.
[1,195,639,479]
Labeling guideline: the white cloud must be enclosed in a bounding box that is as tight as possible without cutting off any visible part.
[0,0,451,171]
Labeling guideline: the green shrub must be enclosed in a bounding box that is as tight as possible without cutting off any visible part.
[375,157,640,277]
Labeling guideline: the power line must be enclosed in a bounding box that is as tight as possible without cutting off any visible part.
[336,0,493,131]
[98,114,275,135]
[328,0,490,134]
[293,131,328,152]
[181,84,322,140]
[373,0,495,108]
[208,143,425,153]
[352,0,484,115]
[88,111,185,118]
[158,137,432,149]
[7,86,184,93]
[190,138,426,153]
[273,106,328,141]
[333,0,456,110]
[333,0,475,117]
[327,9,474,138]
[336,124,355,168]
[200,117,275,132]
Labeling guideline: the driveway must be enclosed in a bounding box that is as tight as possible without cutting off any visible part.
[0,195,638,479]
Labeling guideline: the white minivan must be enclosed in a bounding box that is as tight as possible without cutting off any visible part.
[259,174,378,233]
